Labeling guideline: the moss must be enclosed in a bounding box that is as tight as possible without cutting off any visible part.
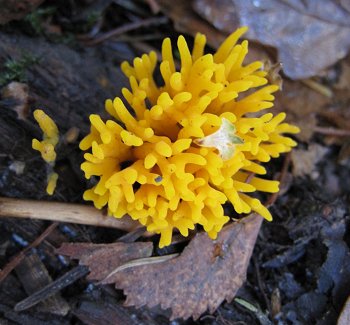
[24,6,57,35]
[0,54,39,86]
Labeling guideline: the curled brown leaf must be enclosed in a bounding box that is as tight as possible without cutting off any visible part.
[103,213,263,320]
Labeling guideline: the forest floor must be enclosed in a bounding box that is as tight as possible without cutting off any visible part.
[0,1,350,324]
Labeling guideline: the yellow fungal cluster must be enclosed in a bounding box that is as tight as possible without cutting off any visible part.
[32,109,59,163]
[32,109,59,195]
[46,172,58,195]
[80,27,300,247]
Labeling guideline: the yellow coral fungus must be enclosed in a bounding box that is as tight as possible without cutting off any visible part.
[80,27,300,247]
[32,109,59,163]
[32,109,59,195]
[46,172,58,195]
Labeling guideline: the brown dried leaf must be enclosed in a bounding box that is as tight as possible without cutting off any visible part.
[334,59,350,91]
[319,57,350,132]
[157,0,270,64]
[291,144,328,178]
[193,0,350,79]
[158,0,225,48]
[274,80,330,142]
[103,214,263,320]
[1,82,30,120]
[56,242,153,281]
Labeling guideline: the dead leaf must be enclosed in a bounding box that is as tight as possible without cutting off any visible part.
[1,82,30,120]
[158,0,226,48]
[56,242,153,281]
[274,80,330,142]
[157,0,270,64]
[338,295,350,325]
[334,59,350,90]
[102,214,263,320]
[291,144,328,178]
[193,0,350,79]
[319,111,350,135]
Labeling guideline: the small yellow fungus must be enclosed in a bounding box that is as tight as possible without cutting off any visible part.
[32,109,59,163]
[33,109,59,144]
[32,109,59,195]
[80,27,300,247]
[32,139,56,163]
[46,172,58,195]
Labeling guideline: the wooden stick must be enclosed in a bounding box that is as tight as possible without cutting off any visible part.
[14,265,89,312]
[0,222,58,283]
[0,197,139,231]
[314,126,350,137]
[84,16,168,46]
[301,79,333,98]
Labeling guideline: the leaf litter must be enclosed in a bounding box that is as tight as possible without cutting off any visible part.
[58,214,263,320]
[1,0,350,324]
[56,242,153,281]
[259,182,350,324]
[291,144,329,178]
[193,0,350,79]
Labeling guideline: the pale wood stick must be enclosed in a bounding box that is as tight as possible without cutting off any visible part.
[314,126,350,137]
[0,197,139,232]
[301,79,333,98]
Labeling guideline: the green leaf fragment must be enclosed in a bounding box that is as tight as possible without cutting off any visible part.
[194,118,243,160]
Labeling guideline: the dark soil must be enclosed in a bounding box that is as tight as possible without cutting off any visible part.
[0,1,349,324]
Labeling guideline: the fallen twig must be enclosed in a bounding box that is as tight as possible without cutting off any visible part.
[145,0,160,14]
[0,222,58,283]
[14,265,89,312]
[0,197,139,231]
[301,79,333,98]
[253,255,272,317]
[84,16,168,46]
[14,232,151,311]
[15,253,70,315]
[314,126,350,137]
